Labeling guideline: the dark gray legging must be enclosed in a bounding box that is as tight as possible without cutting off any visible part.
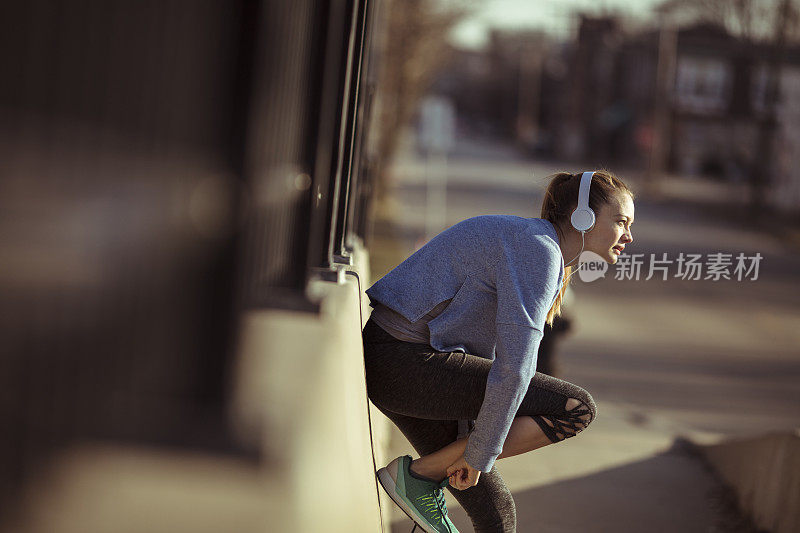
[362,316,597,533]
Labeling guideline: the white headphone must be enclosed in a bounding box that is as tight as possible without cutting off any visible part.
[570,171,596,233]
[562,171,596,273]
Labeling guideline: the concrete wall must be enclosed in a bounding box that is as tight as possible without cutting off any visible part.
[231,236,386,532]
[10,238,390,533]
[698,430,800,533]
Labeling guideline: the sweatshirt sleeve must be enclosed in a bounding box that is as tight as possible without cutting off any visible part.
[463,230,562,472]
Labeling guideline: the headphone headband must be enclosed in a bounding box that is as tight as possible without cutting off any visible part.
[570,171,596,233]
[577,172,592,210]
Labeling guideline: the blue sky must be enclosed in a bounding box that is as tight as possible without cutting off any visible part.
[449,0,666,48]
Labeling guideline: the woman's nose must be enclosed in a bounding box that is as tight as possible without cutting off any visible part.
[622,229,633,244]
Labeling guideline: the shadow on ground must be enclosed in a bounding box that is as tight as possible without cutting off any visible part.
[391,438,763,533]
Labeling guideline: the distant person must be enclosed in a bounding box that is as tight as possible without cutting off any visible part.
[363,171,635,532]
[535,284,575,378]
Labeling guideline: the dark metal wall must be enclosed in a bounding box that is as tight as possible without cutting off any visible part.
[0,0,378,520]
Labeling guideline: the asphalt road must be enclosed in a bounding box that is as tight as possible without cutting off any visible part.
[374,140,797,532]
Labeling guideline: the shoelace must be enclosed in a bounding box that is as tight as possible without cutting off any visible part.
[416,492,443,519]
[437,479,457,532]
[434,487,448,517]
[411,489,450,533]
[411,479,453,532]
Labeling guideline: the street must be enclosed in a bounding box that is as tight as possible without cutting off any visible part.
[371,135,799,532]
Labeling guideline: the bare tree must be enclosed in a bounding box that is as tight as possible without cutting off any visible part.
[657,0,800,43]
[368,0,475,212]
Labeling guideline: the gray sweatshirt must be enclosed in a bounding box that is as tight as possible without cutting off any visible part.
[365,215,564,472]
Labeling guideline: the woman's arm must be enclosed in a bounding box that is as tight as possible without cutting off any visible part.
[463,229,561,472]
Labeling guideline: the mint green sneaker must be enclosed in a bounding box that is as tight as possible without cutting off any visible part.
[376,455,459,533]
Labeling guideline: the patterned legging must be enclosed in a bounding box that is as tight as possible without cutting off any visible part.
[362,316,596,532]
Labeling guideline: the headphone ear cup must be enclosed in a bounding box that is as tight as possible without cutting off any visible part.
[571,208,595,232]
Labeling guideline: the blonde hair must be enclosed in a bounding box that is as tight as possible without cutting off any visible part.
[540,170,635,326]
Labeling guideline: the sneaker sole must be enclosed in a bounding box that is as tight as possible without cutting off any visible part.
[376,467,443,533]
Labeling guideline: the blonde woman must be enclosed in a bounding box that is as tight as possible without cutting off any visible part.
[364,171,635,532]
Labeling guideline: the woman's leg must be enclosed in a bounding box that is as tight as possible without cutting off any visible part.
[363,318,596,531]
[375,404,516,533]
[363,319,596,443]
[410,415,556,481]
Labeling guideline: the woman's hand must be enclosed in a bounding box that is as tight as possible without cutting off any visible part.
[446,455,481,490]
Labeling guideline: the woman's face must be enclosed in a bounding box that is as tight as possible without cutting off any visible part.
[587,192,635,264]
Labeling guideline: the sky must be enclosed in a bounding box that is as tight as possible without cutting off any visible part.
[448,0,668,48]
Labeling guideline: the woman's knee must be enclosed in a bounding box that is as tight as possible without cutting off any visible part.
[532,389,597,444]
[564,396,594,433]
[567,386,597,426]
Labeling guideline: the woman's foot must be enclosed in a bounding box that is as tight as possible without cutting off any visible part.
[376,455,459,533]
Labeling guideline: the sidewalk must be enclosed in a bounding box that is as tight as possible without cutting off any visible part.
[370,230,761,533]
[368,135,790,532]
[389,136,800,254]
[383,399,755,533]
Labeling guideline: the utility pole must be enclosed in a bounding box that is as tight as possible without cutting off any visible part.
[750,0,792,221]
[516,39,543,150]
[648,11,677,197]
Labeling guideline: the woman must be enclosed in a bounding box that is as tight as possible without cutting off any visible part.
[363,171,635,532]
